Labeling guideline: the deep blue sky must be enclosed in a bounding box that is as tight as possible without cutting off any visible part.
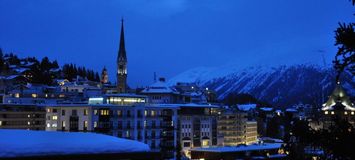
[0,0,354,86]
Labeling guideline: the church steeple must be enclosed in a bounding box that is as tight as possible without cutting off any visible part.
[117,18,128,93]
[118,19,127,62]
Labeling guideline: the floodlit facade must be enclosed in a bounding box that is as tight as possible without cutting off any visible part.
[319,82,355,129]
[217,109,258,146]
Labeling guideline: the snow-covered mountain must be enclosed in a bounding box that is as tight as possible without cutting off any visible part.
[168,64,354,107]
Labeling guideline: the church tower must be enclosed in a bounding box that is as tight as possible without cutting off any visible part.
[101,66,109,84]
[117,19,127,93]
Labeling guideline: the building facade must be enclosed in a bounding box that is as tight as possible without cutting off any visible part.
[0,104,46,130]
[217,109,258,146]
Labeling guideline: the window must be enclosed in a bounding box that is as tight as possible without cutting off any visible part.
[84,121,88,130]
[47,108,51,113]
[325,111,328,115]
[15,93,20,98]
[117,110,122,117]
[52,116,58,120]
[151,110,156,117]
[145,110,148,116]
[0,121,2,126]
[62,110,65,116]
[32,94,37,98]
[47,123,51,128]
[84,109,88,116]
[53,109,57,113]
[94,121,97,128]
[127,110,131,117]
[100,110,109,116]
[126,130,130,138]
[202,140,209,147]
[331,111,335,115]
[52,123,57,127]
[27,121,31,125]
[62,121,66,127]
[94,110,98,115]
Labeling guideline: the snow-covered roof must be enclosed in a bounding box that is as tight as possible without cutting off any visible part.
[286,108,297,112]
[0,129,150,158]
[237,104,257,111]
[259,137,284,143]
[105,93,148,98]
[141,81,179,94]
[259,107,273,112]
[322,82,355,111]
[50,68,60,72]
[14,68,29,73]
[190,143,282,153]
[153,103,219,108]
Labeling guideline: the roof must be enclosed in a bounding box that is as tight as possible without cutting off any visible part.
[153,103,219,108]
[0,129,150,158]
[322,82,354,111]
[237,104,257,111]
[105,93,147,98]
[259,107,273,112]
[141,81,179,94]
[190,143,282,153]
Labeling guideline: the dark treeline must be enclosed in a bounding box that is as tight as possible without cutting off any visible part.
[0,49,100,85]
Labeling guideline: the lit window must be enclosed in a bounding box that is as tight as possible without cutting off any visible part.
[352,112,354,115]
[15,93,20,98]
[83,109,88,116]
[94,110,98,115]
[331,111,335,115]
[0,121,2,126]
[27,114,31,118]
[151,110,156,117]
[27,121,31,125]
[52,116,58,120]
[84,121,88,128]
[202,140,209,147]
[94,121,97,128]
[345,112,348,115]
[145,110,148,116]
[117,110,122,116]
[52,123,57,127]
[31,94,37,98]
[47,108,51,113]
[47,123,51,128]
[100,110,109,115]
[144,120,147,128]
[171,121,174,127]
[62,121,66,127]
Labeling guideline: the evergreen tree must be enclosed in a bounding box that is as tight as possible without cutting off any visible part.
[333,1,355,80]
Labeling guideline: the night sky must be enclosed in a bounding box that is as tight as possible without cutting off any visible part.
[0,0,354,86]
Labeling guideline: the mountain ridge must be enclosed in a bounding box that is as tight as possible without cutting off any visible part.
[168,64,354,107]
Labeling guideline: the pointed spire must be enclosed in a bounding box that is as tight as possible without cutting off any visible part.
[118,18,127,62]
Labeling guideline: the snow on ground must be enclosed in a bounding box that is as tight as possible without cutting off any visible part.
[0,129,150,158]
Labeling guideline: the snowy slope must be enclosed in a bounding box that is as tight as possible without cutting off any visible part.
[168,64,354,107]
[0,129,150,158]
